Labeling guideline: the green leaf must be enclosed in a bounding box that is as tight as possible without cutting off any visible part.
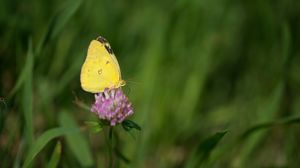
[85,121,100,127]
[85,121,103,133]
[46,141,62,168]
[121,120,142,132]
[59,112,94,167]
[22,127,79,168]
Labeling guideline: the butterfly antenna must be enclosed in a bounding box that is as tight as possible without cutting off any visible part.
[123,86,131,95]
[125,78,141,86]
[127,81,141,85]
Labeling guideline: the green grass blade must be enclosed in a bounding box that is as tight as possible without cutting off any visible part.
[13,139,25,168]
[238,82,284,165]
[58,112,94,167]
[54,51,84,96]
[22,39,34,145]
[9,39,34,98]
[46,141,62,168]
[35,0,82,55]
[186,131,227,168]
[51,0,82,39]
[241,116,300,140]
[22,127,79,168]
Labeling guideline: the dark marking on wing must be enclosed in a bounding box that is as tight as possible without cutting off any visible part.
[96,36,114,54]
[105,45,114,54]
[98,69,102,75]
[96,36,108,43]
[106,61,110,64]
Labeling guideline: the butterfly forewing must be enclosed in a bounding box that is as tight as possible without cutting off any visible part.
[80,39,123,93]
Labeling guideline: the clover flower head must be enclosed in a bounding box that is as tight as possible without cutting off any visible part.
[91,88,133,126]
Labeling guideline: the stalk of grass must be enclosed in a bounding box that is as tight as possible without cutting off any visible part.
[104,126,114,168]
[22,39,34,146]
[58,111,94,167]
[185,131,228,168]
[22,127,80,168]
[35,0,82,56]
[46,141,62,168]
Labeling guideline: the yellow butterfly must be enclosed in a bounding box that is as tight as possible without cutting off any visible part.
[80,36,125,93]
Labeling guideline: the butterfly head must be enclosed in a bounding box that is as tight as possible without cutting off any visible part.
[119,80,126,87]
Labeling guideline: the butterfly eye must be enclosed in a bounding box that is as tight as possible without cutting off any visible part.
[98,69,102,75]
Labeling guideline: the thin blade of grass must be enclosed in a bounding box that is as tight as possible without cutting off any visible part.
[22,39,34,145]
[22,127,79,168]
[115,148,130,164]
[50,0,82,41]
[237,22,291,165]
[54,51,84,96]
[238,82,284,166]
[58,112,94,167]
[46,141,62,168]
[13,139,25,168]
[9,39,34,98]
[241,116,300,140]
[186,131,227,168]
[35,0,82,56]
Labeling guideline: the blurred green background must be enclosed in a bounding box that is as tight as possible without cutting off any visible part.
[1,0,300,167]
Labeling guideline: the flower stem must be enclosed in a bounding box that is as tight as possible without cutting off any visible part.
[106,126,113,168]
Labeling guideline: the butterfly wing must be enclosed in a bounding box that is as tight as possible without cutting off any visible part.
[80,40,121,93]
[95,37,122,76]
